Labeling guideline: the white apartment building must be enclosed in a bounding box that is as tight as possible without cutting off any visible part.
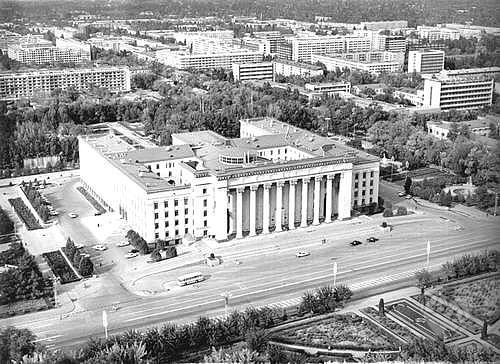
[422,73,494,110]
[7,38,91,65]
[79,117,379,243]
[304,82,351,95]
[408,49,445,74]
[232,62,274,81]
[159,49,263,70]
[417,26,461,41]
[0,67,131,100]
[273,59,324,78]
[393,88,425,106]
[312,51,404,75]
[444,67,500,78]
[290,35,372,62]
[359,20,408,31]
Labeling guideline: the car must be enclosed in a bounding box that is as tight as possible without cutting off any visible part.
[68,212,78,218]
[80,253,90,258]
[75,243,85,249]
[125,252,139,259]
[92,244,107,251]
[405,194,413,199]
[350,240,363,246]
[398,192,406,197]
[295,251,310,258]
[367,237,379,243]
[128,249,139,254]
[116,241,130,247]
[94,211,102,216]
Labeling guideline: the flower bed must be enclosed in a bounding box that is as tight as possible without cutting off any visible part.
[76,186,106,214]
[436,277,500,324]
[8,198,42,230]
[0,297,52,319]
[272,313,399,351]
[411,294,482,334]
[360,306,415,343]
[42,250,80,284]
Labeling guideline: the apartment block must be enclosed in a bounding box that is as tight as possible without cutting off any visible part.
[273,59,324,78]
[8,38,91,65]
[408,49,445,74]
[290,35,372,63]
[0,67,131,100]
[232,62,274,81]
[312,51,404,75]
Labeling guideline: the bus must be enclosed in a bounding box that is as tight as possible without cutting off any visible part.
[177,272,205,286]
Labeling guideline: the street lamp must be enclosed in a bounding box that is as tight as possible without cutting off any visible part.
[220,291,232,317]
[330,258,338,287]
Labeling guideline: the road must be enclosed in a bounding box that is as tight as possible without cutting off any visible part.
[1,180,498,351]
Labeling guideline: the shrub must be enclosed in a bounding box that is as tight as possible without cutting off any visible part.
[396,206,408,216]
[150,249,162,262]
[79,257,94,277]
[0,208,14,235]
[164,246,177,259]
[383,208,393,217]
[126,229,150,254]
[65,238,77,262]
[42,250,79,284]
[8,198,41,230]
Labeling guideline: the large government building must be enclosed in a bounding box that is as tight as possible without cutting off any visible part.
[79,118,380,244]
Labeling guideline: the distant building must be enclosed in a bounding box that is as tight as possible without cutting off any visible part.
[276,41,293,60]
[444,67,500,78]
[427,119,492,140]
[417,26,460,41]
[7,37,91,65]
[359,20,408,31]
[312,51,404,75]
[408,49,445,74]
[232,62,274,81]
[290,35,372,63]
[304,82,351,96]
[253,31,284,53]
[0,67,131,100]
[393,88,425,106]
[158,49,263,70]
[273,59,324,78]
[422,72,494,110]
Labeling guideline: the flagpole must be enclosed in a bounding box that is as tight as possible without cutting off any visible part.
[333,261,338,287]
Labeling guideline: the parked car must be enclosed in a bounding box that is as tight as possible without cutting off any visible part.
[367,237,379,243]
[295,251,310,258]
[398,192,406,197]
[350,240,363,246]
[75,243,85,249]
[116,241,130,247]
[92,244,107,251]
[125,252,139,259]
[94,211,102,216]
[68,212,78,218]
[128,249,139,254]
[405,195,413,199]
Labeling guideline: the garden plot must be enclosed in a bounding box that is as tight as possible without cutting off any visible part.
[386,298,465,343]
[272,313,400,351]
[411,294,482,334]
[361,306,416,343]
[436,276,500,324]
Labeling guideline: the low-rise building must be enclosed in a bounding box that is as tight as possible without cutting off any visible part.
[273,59,324,78]
[393,88,425,106]
[444,67,500,78]
[427,119,492,139]
[312,51,404,75]
[0,67,131,100]
[232,62,274,81]
[304,82,351,95]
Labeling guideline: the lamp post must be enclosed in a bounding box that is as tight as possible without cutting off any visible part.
[220,291,232,317]
[426,240,431,271]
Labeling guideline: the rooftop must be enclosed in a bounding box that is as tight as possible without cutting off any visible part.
[273,59,323,71]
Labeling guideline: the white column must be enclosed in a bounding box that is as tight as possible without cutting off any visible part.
[301,178,309,227]
[275,181,283,232]
[325,175,333,223]
[338,170,353,220]
[262,183,270,234]
[215,187,228,241]
[249,185,257,236]
[288,180,297,230]
[313,176,321,225]
[236,187,244,238]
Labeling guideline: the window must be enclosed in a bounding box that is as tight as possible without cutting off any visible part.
[174,199,178,207]
[175,210,179,216]
[154,203,158,209]
[184,208,188,215]
[203,230,208,237]
[203,210,207,217]
[175,219,179,226]
[165,231,169,238]
[164,211,168,218]
[156,164,159,169]
[362,181,366,187]
[164,201,168,208]
[369,197,373,203]
[355,173,359,180]
[362,190,366,196]
[370,180,374,186]
[370,171,374,177]
[370,189,374,195]
[203,199,207,207]
[155,233,159,239]
[354,182,358,188]
[202,188,207,194]
[354,191,358,197]
[154,223,159,229]
[362,199,365,205]
[203,220,208,227]
[184,198,188,205]
[165,221,169,228]
[184,218,188,224]
[362,172,366,178]
[175,229,179,236]
[154,213,158,220]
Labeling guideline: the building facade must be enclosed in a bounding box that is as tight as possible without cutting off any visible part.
[159,49,263,70]
[232,62,274,81]
[273,59,324,78]
[408,49,445,74]
[422,73,494,110]
[0,67,131,100]
[312,51,404,75]
[7,38,91,65]
[79,117,380,243]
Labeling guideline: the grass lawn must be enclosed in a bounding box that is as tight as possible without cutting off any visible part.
[0,297,52,318]
[272,313,399,351]
[437,277,500,323]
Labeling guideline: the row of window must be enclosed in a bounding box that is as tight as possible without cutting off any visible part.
[354,180,374,188]
[354,171,375,180]
[354,189,374,198]
[154,198,190,210]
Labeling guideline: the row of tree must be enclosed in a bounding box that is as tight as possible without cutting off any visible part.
[0,207,14,235]
[64,238,94,277]
[22,182,50,222]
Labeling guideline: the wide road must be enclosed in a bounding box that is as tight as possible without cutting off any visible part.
[3,195,498,352]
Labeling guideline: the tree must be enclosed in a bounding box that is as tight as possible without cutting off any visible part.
[0,208,14,235]
[79,256,94,277]
[383,208,393,217]
[378,298,385,317]
[0,327,38,363]
[404,175,413,195]
[65,238,77,261]
[415,269,433,289]
[150,249,162,262]
[245,328,269,353]
[164,246,177,259]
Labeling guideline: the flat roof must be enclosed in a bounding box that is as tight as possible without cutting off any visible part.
[273,59,323,71]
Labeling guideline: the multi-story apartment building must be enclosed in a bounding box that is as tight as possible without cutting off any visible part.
[422,73,494,110]
[273,59,324,78]
[417,26,461,41]
[79,117,379,243]
[444,67,500,78]
[7,38,91,65]
[158,49,263,70]
[233,37,270,55]
[289,35,372,62]
[408,49,445,74]
[0,67,131,100]
[381,36,407,53]
[232,62,274,81]
[276,41,293,60]
[253,31,285,53]
[359,20,408,31]
[304,82,351,95]
[312,51,404,75]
